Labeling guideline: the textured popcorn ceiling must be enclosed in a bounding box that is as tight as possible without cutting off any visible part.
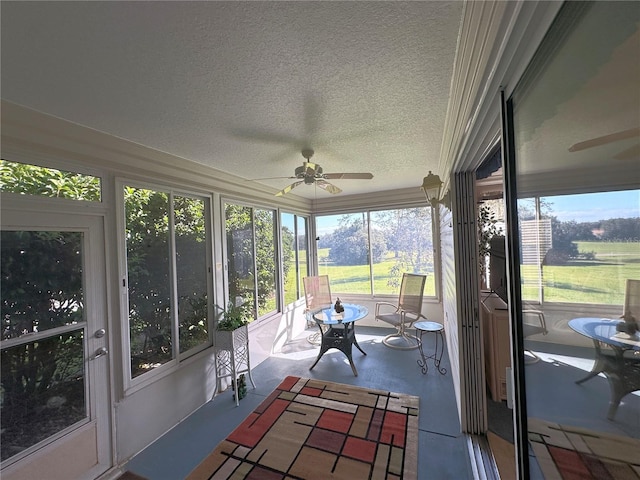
[0,1,463,198]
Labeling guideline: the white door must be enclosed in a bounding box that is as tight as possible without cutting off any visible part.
[1,211,112,480]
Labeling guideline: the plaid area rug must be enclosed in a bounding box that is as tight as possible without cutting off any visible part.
[187,376,419,479]
[528,417,640,479]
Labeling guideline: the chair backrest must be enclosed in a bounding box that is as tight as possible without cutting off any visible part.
[623,279,640,322]
[303,275,332,311]
[398,273,427,315]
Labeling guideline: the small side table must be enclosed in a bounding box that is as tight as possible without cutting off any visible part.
[414,321,447,375]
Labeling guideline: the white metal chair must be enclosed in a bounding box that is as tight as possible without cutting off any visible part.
[303,275,333,345]
[375,273,427,350]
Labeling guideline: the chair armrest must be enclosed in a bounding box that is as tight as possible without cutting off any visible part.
[523,310,547,334]
[375,301,399,318]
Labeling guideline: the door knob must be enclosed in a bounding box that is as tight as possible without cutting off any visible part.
[93,347,108,359]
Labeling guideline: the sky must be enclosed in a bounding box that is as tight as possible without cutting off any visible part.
[302,190,639,236]
[543,190,640,222]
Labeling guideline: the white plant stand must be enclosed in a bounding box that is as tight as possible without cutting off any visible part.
[213,325,256,406]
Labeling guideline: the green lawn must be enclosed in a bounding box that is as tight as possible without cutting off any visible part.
[286,241,639,307]
[522,241,640,305]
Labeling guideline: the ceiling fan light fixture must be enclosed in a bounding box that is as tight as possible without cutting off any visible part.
[421,171,443,207]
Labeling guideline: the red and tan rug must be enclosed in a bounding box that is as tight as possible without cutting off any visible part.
[187,376,419,479]
[528,417,640,479]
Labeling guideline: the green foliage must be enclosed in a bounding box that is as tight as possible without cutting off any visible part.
[0,159,101,201]
[327,222,382,265]
[225,204,280,318]
[214,302,250,331]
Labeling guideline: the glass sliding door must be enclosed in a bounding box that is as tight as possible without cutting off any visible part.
[506,2,640,477]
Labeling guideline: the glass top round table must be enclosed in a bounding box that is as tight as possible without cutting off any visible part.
[311,303,369,325]
[309,303,368,376]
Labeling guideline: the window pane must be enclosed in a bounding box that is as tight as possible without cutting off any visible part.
[297,216,308,295]
[370,207,435,295]
[317,213,371,294]
[225,204,256,318]
[255,209,277,316]
[517,197,541,303]
[1,231,84,340]
[281,213,297,305]
[537,192,639,305]
[0,159,101,201]
[125,187,172,378]
[175,196,209,354]
[1,329,86,461]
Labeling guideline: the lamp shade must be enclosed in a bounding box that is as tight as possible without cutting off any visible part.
[421,171,443,206]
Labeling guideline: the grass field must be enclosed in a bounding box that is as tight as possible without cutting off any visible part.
[522,241,640,305]
[284,248,435,301]
[284,241,639,308]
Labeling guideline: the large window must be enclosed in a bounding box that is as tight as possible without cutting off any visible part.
[225,203,278,320]
[281,212,308,305]
[518,191,640,305]
[123,185,211,379]
[316,206,435,296]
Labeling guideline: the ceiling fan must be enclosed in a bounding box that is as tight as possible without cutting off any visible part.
[568,127,639,160]
[258,149,373,196]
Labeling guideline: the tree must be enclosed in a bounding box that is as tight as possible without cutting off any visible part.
[326,215,386,265]
[377,208,434,288]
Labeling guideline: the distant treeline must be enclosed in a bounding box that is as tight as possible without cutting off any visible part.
[553,217,640,242]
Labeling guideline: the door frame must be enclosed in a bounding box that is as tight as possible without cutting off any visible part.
[1,205,113,480]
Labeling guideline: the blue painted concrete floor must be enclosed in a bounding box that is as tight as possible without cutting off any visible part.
[125,326,474,479]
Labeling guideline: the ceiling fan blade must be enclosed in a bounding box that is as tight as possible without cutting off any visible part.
[227,127,301,146]
[316,180,342,194]
[275,181,303,197]
[323,172,374,180]
[613,143,640,160]
[250,175,296,181]
[568,127,640,152]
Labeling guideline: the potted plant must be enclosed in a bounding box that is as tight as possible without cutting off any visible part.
[214,301,251,351]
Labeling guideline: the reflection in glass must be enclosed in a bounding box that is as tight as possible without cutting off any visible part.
[0,329,86,461]
[125,187,172,377]
[510,2,640,476]
[1,231,84,340]
[175,196,209,354]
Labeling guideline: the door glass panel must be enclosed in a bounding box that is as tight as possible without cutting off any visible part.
[175,195,209,353]
[1,231,84,340]
[124,187,172,378]
[1,330,86,462]
[1,230,87,462]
